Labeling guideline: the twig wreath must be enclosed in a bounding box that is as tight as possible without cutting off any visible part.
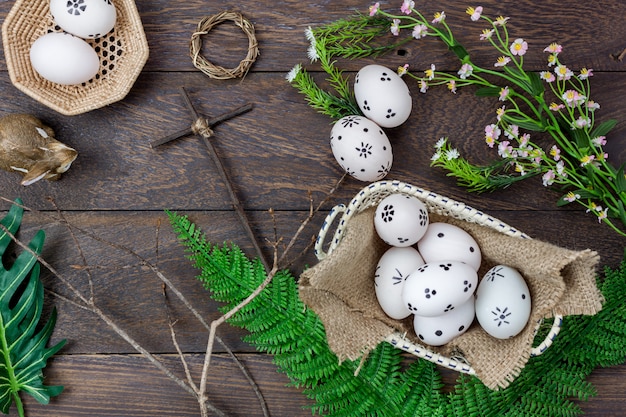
[189,11,259,80]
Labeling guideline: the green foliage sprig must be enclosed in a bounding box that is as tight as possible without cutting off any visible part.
[0,200,66,416]
[288,3,626,237]
[169,211,626,417]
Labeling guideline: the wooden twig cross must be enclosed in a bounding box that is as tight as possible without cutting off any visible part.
[151,87,270,272]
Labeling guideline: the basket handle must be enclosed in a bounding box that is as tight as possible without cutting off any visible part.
[314,204,347,260]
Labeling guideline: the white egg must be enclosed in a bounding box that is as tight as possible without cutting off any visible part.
[29,32,100,85]
[413,297,475,346]
[475,265,532,339]
[374,193,429,247]
[402,261,477,317]
[50,0,117,39]
[330,115,393,182]
[354,64,412,128]
[374,246,425,320]
[417,222,482,271]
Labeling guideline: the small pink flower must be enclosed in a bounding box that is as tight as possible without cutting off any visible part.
[556,161,567,177]
[580,155,595,166]
[447,80,457,94]
[480,29,494,40]
[547,54,557,67]
[540,71,555,82]
[401,0,415,14]
[485,123,501,141]
[397,64,409,77]
[391,19,401,36]
[510,38,528,56]
[496,106,506,121]
[494,56,511,67]
[412,24,428,39]
[586,100,600,111]
[549,102,565,111]
[498,140,512,157]
[499,86,510,101]
[458,63,473,79]
[573,116,591,129]
[494,16,509,26]
[542,170,556,186]
[549,145,561,161]
[432,11,446,24]
[564,192,580,203]
[578,68,593,80]
[419,79,429,93]
[369,2,380,16]
[504,124,519,139]
[592,136,607,146]
[425,64,436,80]
[555,64,574,81]
[466,6,483,21]
[598,207,609,223]
[562,90,586,107]
[543,43,562,54]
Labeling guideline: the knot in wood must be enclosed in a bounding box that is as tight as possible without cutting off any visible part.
[191,118,214,139]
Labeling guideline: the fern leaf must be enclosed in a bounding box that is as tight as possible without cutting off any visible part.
[0,200,66,417]
[168,211,626,417]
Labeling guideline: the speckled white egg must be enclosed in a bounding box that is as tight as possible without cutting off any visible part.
[402,261,477,317]
[29,32,100,85]
[330,115,393,182]
[354,64,412,128]
[417,222,482,271]
[475,265,532,339]
[375,246,425,320]
[374,194,429,247]
[413,297,475,346]
[50,0,117,39]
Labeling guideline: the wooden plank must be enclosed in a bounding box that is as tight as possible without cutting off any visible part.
[0,70,623,212]
[6,354,626,417]
[2,0,623,72]
[0,209,619,356]
[9,353,311,417]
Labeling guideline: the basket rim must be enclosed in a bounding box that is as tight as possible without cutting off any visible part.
[1,0,149,116]
[313,179,561,375]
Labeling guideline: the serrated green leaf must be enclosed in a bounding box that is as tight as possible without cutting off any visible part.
[0,199,23,259]
[528,71,545,96]
[502,66,534,94]
[501,114,545,132]
[0,201,66,416]
[590,119,617,139]
[475,86,501,97]
[615,164,626,193]
[450,43,469,61]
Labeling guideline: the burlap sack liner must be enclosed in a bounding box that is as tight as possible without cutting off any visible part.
[299,207,603,389]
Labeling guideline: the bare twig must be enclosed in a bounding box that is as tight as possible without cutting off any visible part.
[163,285,199,393]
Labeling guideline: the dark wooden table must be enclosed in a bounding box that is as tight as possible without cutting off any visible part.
[0,0,625,415]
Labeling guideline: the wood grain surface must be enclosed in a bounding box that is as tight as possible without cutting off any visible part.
[0,0,625,415]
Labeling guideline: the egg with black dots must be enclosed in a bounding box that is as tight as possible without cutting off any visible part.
[413,297,475,346]
[374,193,429,247]
[354,64,412,128]
[417,222,482,271]
[475,265,532,339]
[329,115,393,182]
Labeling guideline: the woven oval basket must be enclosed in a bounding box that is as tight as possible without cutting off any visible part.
[2,0,149,116]
[314,180,562,375]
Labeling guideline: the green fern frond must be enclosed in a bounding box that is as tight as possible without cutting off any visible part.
[0,200,65,417]
[168,211,626,417]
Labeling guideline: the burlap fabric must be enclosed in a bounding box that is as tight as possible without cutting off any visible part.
[299,207,603,389]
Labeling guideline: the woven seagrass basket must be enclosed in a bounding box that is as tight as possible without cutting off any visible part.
[313,180,562,376]
[2,0,149,116]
